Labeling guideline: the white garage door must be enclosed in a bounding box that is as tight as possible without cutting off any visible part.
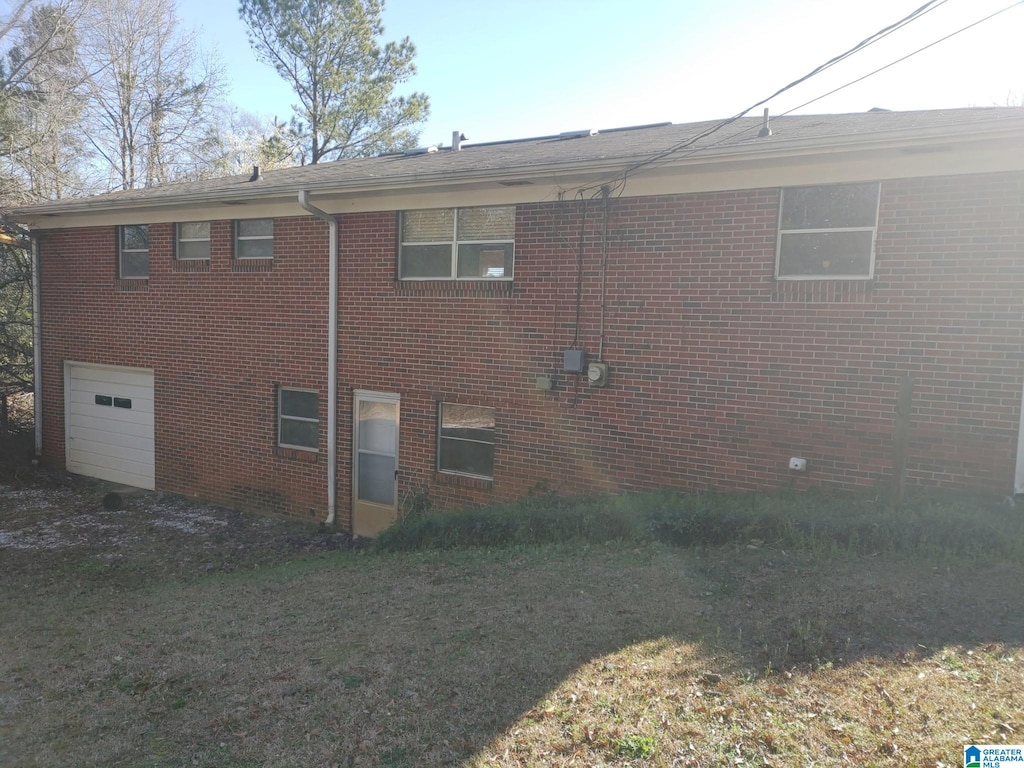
[65,363,155,490]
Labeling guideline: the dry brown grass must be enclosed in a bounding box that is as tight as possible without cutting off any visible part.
[1,483,1022,767]
[467,551,1024,768]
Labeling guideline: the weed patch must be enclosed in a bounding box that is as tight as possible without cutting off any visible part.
[375,492,643,551]
[614,733,656,759]
[377,487,1024,559]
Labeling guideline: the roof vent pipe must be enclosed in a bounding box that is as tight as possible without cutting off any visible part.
[758,108,772,138]
[249,165,262,182]
[452,131,466,151]
[559,128,598,139]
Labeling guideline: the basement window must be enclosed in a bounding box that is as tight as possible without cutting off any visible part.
[118,224,149,279]
[776,183,880,279]
[236,218,274,259]
[400,206,514,280]
[438,403,495,479]
[177,222,211,260]
[279,387,318,451]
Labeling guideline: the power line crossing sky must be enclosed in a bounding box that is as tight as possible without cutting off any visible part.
[176,0,1023,146]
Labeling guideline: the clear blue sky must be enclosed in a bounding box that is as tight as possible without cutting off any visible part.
[179,0,1023,146]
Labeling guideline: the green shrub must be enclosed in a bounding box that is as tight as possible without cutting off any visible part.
[641,488,1024,558]
[374,486,1024,559]
[375,492,644,552]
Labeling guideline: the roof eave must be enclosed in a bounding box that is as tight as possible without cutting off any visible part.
[9,116,1024,223]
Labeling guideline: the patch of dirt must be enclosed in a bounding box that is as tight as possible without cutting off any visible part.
[0,469,360,587]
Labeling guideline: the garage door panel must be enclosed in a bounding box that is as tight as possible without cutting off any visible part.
[69,370,153,391]
[71,434,153,462]
[69,412,154,437]
[68,426,154,452]
[69,389,154,413]
[69,401,155,425]
[65,459,154,489]
[66,363,155,490]
[68,449,153,478]
[70,382,154,403]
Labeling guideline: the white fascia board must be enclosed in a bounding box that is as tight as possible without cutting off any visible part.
[14,121,1024,230]
[626,134,1024,196]
[15,170,616,229]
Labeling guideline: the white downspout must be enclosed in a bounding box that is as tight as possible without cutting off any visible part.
[31,236,42,458]
[297,191,338,525]
[1015,378,1024,495]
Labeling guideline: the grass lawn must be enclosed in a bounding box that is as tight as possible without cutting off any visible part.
[1,486,1022,767]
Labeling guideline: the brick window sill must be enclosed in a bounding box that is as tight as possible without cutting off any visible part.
[173,259,211,273]
[233,259,274,273]
[434,472,493,491]
[115,278,149,292]
[771,279,873,303]
[273,446,319,463]
[396,280,515,298]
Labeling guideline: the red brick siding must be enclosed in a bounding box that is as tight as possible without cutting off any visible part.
[39,217,330,518]
[338,173,1024,520]
[38,171,1024,526]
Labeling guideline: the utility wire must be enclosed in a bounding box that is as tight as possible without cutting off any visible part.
[583,0,1024,199]
[779,0,1024,116]
[627,0,1024,179]
[561,0,1021,372]
[613,0,952,181]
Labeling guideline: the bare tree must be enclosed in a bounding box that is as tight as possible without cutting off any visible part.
[205,110,300,176]
[0,0,228,419]
[78,0,224,189]
[0,2,89,422]
[0,0,91,202]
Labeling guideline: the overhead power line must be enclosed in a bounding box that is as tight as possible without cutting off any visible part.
[615,0,950,181]
[781,0,1024,115]
[586,0,1021,197]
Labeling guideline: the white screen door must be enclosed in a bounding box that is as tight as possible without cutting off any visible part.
[352,391,400,536]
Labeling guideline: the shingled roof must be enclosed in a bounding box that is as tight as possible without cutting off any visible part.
[9,107,1024,218]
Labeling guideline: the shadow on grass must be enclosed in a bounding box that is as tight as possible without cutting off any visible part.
[694,547,1024,670]
[3,532,1022,767]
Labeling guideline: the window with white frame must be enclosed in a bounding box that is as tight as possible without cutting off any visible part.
[400,206,514,280]
[438,403,495,479]
[776,183,880,279]
[119,224,149,278]
[177,222,211,260]
[279,387,318,450]
[236,218,273,259]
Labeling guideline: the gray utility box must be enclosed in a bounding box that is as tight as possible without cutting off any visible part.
[563,348,586,373]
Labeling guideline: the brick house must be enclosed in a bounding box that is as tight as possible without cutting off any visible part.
[10,108,1024,533]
